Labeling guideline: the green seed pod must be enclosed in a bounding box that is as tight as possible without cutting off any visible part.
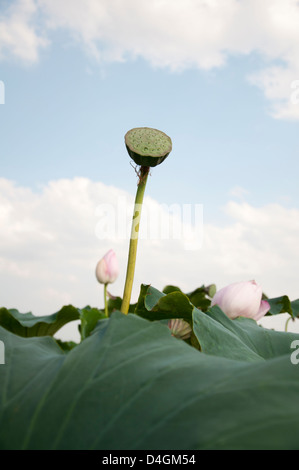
[125,127,172,167]
[207,284,217,298]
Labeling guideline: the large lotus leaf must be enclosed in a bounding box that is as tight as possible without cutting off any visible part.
[266,296,299,318]
[0,305,81,337]
[193,306,299,362]
[1,312,299,450]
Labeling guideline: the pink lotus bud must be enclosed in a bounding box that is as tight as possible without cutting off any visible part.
[211,280,270,321]
[95,249,119,285]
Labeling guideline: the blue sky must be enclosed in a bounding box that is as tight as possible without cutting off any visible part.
[0,0,299,338]
[1,41,299,224]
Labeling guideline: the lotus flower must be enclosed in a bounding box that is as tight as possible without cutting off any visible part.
[211,280,270,321]
[95,249,119,285]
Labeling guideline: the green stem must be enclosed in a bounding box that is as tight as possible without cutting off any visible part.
[285,316,292,332]
[104,283,108,317]
[121,166,149,314]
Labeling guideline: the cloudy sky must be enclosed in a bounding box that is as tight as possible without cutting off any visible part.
[1,0,299,340]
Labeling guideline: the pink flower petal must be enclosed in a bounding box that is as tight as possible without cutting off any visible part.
[254,300,270,321]
[96,249,119,284]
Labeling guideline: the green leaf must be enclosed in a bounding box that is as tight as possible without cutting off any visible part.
[291,299,299,318]
[134,283,152,316]
[135,285,193,322]
[162,285,182,294]
[0,305,80,337]
[163,285,212,311]
[267,296,293,317]
[1,313,299,450]
[79,306,106,340]
[107,295,136,315]
[193,305,299,362]
[55,339,78,352]
[266,296,299,319]
[107,295,122,313]
[144,285,166,310]
[185,286,211,311]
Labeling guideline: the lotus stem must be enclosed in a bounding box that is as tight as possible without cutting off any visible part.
[104,283,108,317]
[285,316,292,332]
[121,166,149,314]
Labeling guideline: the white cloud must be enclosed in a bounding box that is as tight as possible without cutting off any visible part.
[0,0,48,63]
[229,186,249,199]
[0,177,299,341]
[1,0,299,117]
[33,0,299,121]
[249,66,299,120]
[37,0,237,69]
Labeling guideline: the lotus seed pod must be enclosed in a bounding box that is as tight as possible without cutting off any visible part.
[125,127,172,167]
[168,318,192,340]
[207,284,217,298]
